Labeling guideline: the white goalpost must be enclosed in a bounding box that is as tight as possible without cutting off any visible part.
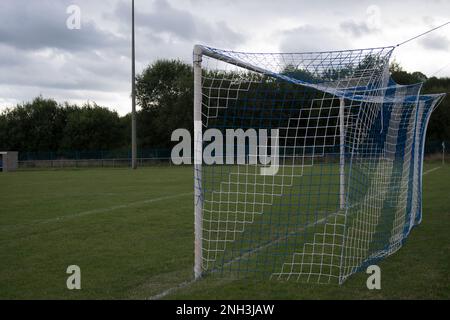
[192,44,445,284]
[193,45,203,280]
[339,98,346,211]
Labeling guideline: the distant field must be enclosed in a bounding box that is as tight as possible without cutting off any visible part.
[0,163,448,299]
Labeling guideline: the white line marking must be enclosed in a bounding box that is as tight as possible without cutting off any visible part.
[423,166,441,175]
[148,164,444,299]
[1,192,193,230]
[48,192,193,223]
[219,214,332,271]
[148,279,196,300]
[148,212,334,300]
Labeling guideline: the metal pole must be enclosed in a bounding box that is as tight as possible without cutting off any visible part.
[443,141,446,166]
[193,45,203,280]
[131,0,137,169]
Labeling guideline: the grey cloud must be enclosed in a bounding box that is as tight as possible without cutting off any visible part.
[1,0,449,115]
[419,35,449,51]
[112,0,196,40]
[114,0,244,48]
[0,44,24,67]
[279,25,351,52]
[340,20,373,37]
[0,0,131,110]
[422,16,435,26]
[0,0,127,53]
[0,43,129,94]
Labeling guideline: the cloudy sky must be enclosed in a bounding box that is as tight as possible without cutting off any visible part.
[0,0,449,115]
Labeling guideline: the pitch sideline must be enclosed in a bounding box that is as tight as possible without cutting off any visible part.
[1,192,194,232]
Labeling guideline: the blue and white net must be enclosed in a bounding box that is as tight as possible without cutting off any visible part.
[194,45,445,284]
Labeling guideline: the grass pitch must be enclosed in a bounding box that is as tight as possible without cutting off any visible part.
[0,163,448,299]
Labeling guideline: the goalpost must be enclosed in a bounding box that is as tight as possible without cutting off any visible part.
[193,44,445,284]
[339,98,345,211]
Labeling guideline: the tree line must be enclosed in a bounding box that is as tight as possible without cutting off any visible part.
[0,59,448,154]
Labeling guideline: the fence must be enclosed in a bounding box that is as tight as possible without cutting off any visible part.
[19,157,175,169]
[424,140,448,162]
[18,149,174,169]
[18,149,171,161]
[15,140,449,169]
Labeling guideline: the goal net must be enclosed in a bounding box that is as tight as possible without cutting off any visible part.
[193,45,445,284]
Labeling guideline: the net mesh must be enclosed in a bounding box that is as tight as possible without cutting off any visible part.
[194,45,445,284]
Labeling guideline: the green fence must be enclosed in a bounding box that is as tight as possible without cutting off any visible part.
[19,149,171,161]
[18,149,174,169]
[15,140,448,169]
[424,140,448,154]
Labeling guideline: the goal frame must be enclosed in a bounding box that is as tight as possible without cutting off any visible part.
[193,45,203,279]
[192,44,444,283]
[192,45,348,280]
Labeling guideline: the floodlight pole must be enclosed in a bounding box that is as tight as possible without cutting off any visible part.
[131,0,137,169]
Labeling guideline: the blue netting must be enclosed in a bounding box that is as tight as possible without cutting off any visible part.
[194,45,445,283]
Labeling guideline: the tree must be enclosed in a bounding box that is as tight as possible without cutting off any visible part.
[59,103,125,151]
[390,64,449,144]
[0,97,66,151]
[422,77,450,142]
[0,98,127,153]
[0,60,447,155]
[136,59,193,148]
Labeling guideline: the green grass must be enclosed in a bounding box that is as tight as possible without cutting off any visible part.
[0,163,448,299]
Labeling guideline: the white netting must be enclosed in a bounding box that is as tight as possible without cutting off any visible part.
[193,45,444,283]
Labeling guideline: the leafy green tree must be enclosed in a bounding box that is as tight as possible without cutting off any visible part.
[0,98,126,153]
[0,97,66,151]
[390,64,449,144]
[0,59,448,156]
[136,59,193,148]
[59,103,125,151]
[423,77,450,142]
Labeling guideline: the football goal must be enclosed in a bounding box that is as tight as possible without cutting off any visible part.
[192,44,445,284]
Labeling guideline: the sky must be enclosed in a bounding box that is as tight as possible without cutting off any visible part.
[0,0,449,115]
